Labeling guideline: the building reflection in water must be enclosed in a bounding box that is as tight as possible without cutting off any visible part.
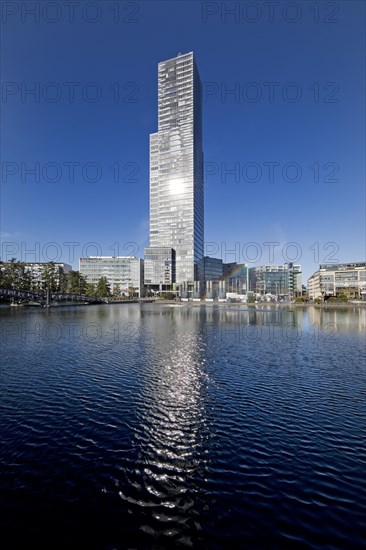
[197,303,365,338]
[114,303,365,545]
[118,306,210,545]
[307,305,366,333]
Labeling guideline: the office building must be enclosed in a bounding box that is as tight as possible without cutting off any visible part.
[204,256,223,282]
[287,263,302,298]
[146,52,204,293]
[249,263,302,299]
[203,256,223,299]
[80,256,144,297]
[308,262,366,300]
[24,262,71,276]
[144,247,175,291]
[222,262,248,294]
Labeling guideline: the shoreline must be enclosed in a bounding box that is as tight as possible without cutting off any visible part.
[1,300,365,310]
[154,300,366,308]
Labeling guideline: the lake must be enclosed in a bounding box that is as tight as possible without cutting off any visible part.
[1,303,365,548]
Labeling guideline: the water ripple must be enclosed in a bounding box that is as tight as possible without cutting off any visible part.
[1,304,365,547]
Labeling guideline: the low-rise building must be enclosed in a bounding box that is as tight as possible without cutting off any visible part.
[308,262,366,300]
[80,256,144,297]
[25,261,71,274]
[249,263,302,299]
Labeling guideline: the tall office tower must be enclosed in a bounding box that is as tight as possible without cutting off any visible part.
[148,52,204,286]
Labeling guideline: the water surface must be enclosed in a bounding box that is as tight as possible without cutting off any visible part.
[1,304,365,548]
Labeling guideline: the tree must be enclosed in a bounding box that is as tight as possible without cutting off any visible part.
[67,270,87,294]
[113,283,121,299]
[95,276,111,297]
[6,258,18,288]
[58,268,69,294]
[128,286,137,298]
[18,264,33,291]
[161,292,175,300]
[0,260,34,290]
[0,260,14,288]
[41,262,60,292]
[84,283,96,296]
[0,262,5,287]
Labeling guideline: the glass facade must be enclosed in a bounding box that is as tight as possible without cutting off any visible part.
[223,263,248,293]
[204,256,224,282]
[149,52,204,285]
[249,264,302,298]
[144,247,175,286]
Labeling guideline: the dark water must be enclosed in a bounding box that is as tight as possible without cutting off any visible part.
[1,304,365,549]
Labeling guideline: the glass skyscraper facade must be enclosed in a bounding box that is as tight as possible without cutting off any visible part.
[144,247,175,287]
[148,52,204,286]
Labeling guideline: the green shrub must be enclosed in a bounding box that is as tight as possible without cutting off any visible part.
[161,292,175,300]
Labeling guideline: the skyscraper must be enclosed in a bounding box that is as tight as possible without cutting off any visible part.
[145,52,204,290]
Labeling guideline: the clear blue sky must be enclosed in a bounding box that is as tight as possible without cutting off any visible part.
[1,0,365,281]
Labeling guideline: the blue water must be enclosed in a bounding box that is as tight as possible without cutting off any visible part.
[1,304,365,548]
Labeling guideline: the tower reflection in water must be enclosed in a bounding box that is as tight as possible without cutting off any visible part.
[118,306,210,545]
